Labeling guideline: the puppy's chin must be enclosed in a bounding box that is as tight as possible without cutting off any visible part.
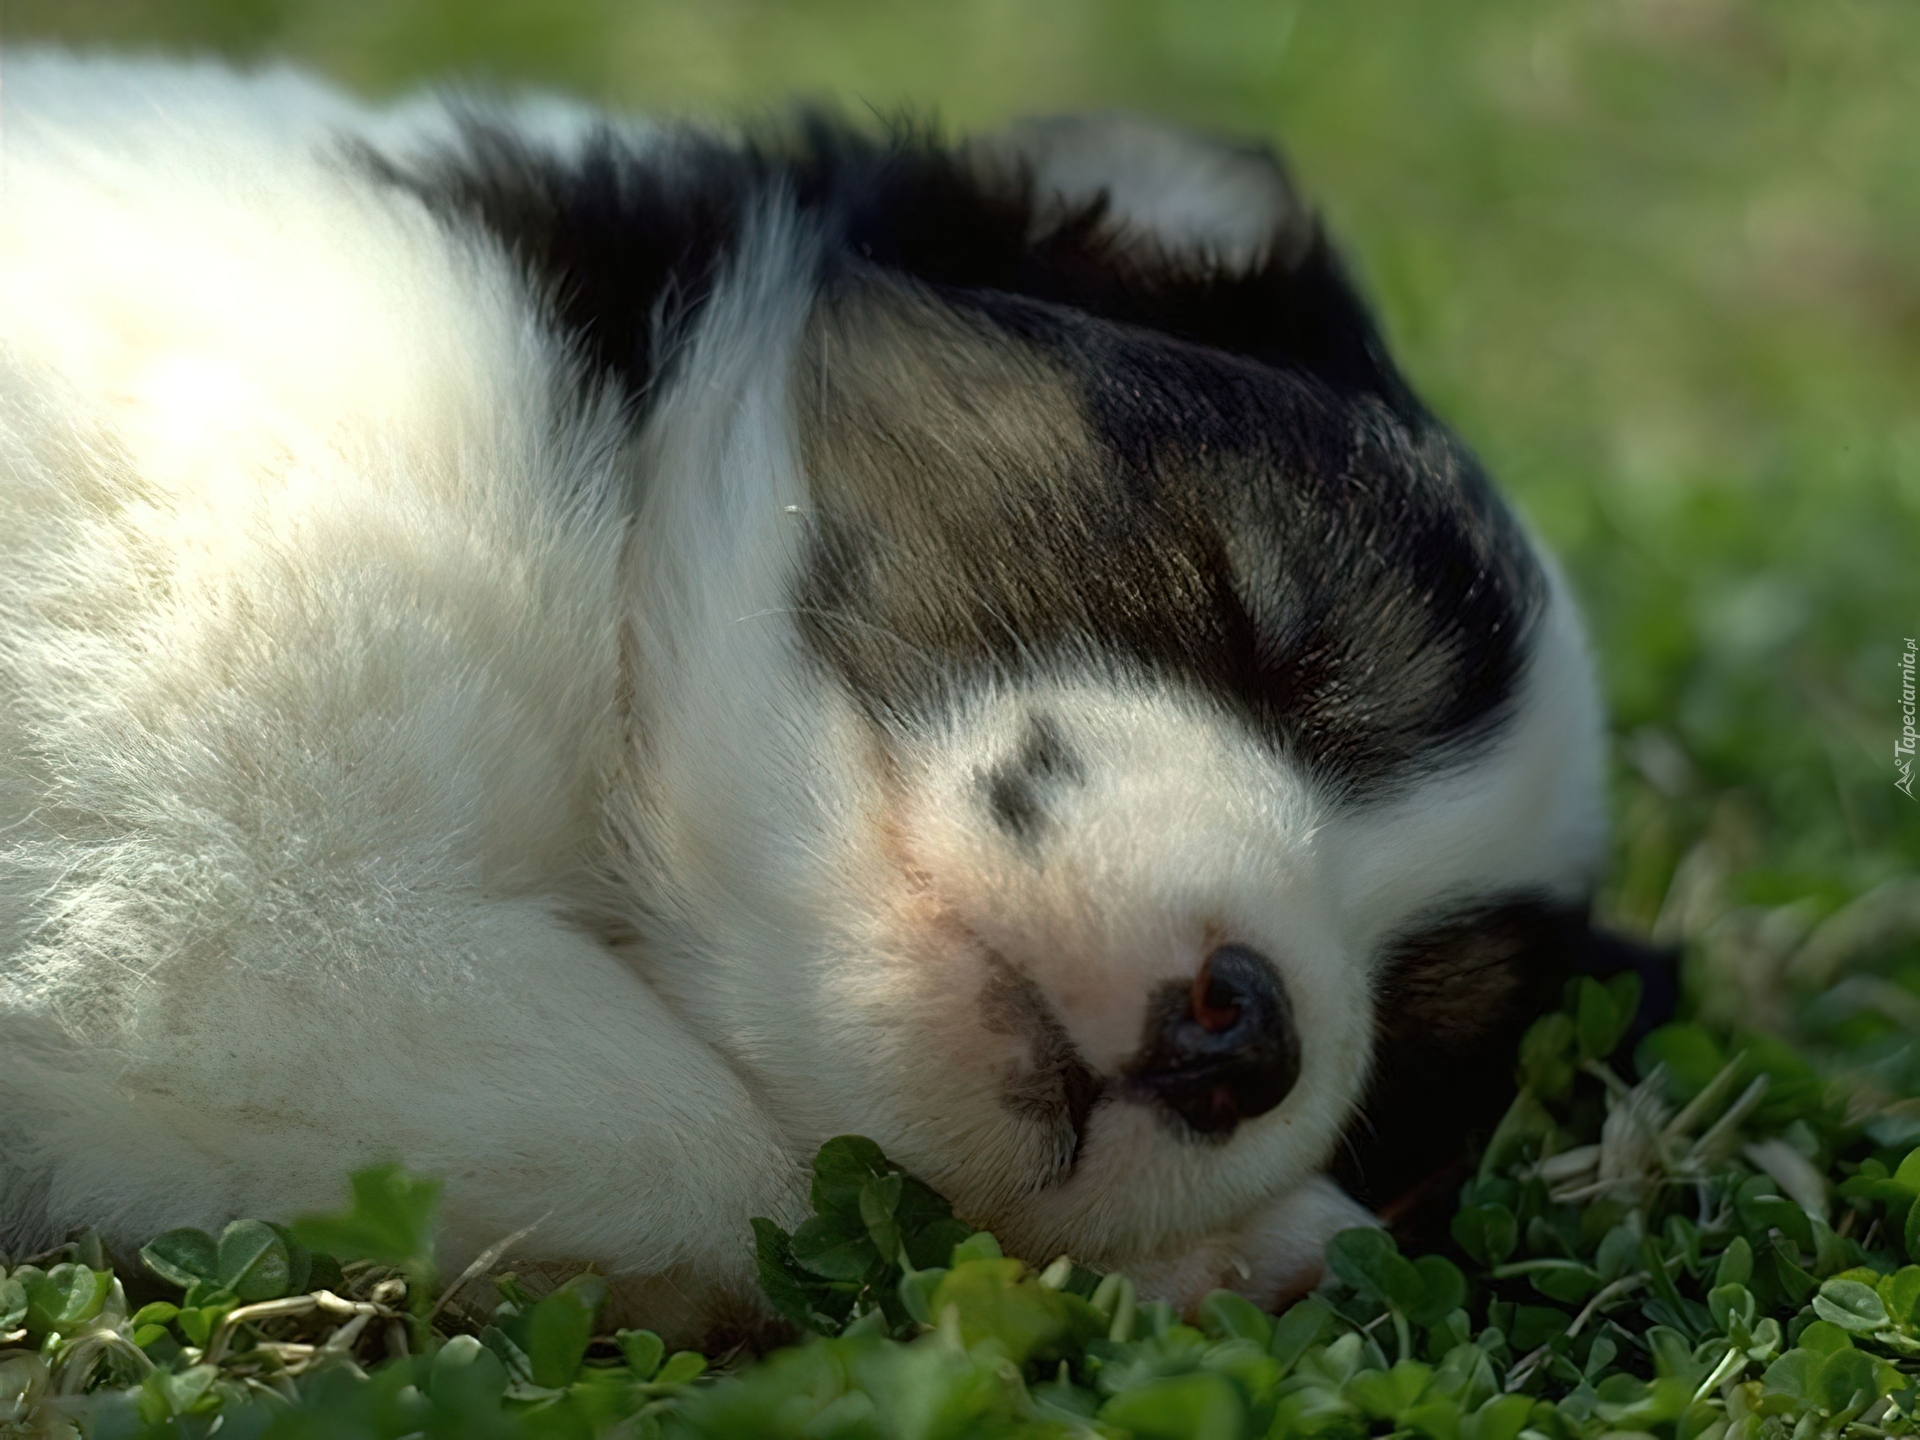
[827,1046,1357,1279]
[992,1102,1349,1269]
[820,922,1362,1274]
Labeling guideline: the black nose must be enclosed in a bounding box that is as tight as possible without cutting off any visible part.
[1127,945,1301,1136]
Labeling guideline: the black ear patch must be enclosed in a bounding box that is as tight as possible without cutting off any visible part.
[1338,903,1682,1233]
[1336,900,1582,1209]
[366,110,1410,419]
[360,121,759,402]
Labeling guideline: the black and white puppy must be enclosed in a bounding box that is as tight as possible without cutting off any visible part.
[0,56,1607,1341]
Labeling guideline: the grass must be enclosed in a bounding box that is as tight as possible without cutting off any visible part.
[1,3,1917,1436]
[13,963,1920,1437]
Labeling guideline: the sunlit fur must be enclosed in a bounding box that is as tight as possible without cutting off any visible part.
[0,54,1606,1342]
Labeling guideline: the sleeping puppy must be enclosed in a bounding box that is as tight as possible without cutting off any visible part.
[0,55,1608,1342]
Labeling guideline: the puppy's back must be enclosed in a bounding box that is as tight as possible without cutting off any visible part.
[0,58,794,1284]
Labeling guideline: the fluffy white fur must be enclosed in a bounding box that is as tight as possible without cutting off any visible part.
[978,112,1306,268]
[0,55,794,1332]
[0,54,1607,1339]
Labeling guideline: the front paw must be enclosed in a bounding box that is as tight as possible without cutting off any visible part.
[1126,1174,1379,1315]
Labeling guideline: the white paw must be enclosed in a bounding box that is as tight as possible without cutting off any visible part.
[1127,1174,1379,1315]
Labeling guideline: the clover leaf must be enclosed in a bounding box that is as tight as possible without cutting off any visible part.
[1814,1278,1890,1334]
[22,1263,113,1336]
[140,1228,219,1291]
[215,1219,291,1303]
[289,1164,440,1276]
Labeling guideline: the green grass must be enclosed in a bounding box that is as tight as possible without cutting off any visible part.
[15,972,1920,1437]
[2,3,1917,1436]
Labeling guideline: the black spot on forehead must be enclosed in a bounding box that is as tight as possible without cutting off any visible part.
[797,277,1545,797]
[981,715,1083,841]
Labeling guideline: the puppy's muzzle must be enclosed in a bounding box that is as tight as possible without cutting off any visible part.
[1128,945,1301,1136]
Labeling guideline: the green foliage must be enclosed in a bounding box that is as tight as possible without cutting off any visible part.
[1,1167,712,1438]
[290,1163,441,1277]
[11,976,1920,1440]
[138,1230,218,1293]
[0,4,1909,1434]
[753,1134,986,1341]
[18,1262,114,1336]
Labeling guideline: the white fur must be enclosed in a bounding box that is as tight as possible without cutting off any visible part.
[977,112,1303,268]
[0,55,1608,1335]
[0,56,797,1329]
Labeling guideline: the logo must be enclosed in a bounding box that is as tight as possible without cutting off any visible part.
[1899,638,1917,800]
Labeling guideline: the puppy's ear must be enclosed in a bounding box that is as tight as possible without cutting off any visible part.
[951,112,1414,415]
[1336,913,1682,1242]
[968,111,1312,271]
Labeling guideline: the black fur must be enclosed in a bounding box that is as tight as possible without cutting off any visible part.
[959,292,1542,789]
[372,113,1409,414]
[1337,904,1682,1214]
[362,121,755,399]
[791,276,1542,792]
[1336,897,1585,1209]
[982,715,1084,841]
[377,111,1542,793]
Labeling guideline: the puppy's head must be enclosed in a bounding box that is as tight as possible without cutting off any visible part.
[770,268,1601,1262]
[439,111,1607,1268]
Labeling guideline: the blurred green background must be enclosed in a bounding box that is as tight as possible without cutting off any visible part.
[10,0,1918,934]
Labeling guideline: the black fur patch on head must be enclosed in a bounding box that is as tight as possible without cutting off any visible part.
[375,110,1544,792]
[796,272,1543,794]
[981,715,1083,841]
[359,120,760,399]
[366,110,1405,415]
[979,292,1543,787]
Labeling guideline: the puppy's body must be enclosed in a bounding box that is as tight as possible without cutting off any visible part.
[0,56,1606,1339]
